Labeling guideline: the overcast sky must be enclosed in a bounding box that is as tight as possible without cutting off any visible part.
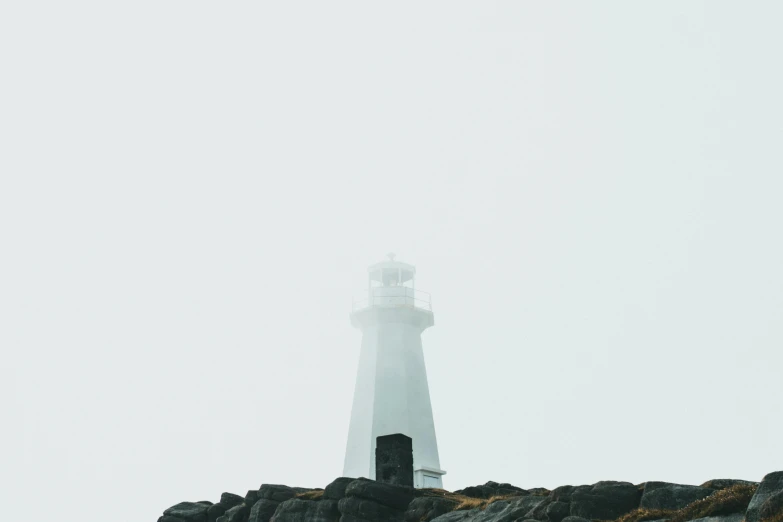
[2,2,782,521]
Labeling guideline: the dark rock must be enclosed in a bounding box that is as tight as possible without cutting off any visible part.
[249,500,284,522]
[269,498,340,522]
[747,472,783,522]
[429,511,479,522]
[208,504,227,522]
[470,500,512,521]
[759,490,783,522]
[221,493,246,509]
[484,495,547,522]
[338,496,407,522]
[454,485,488,498]
[404,497,460,522]
[245,491,261,510]
[523,497,553,522]
[339,515,362,522]
[521,498,552,522]
[325,478,357,500]
[465,496,549,522]
[208,495,242,521]
[426,498,541,522]
[217,505,248,522]
[344,478,416,511]
[528,488,552,497]
[338,478,417,522]
[511,496,548,515]
[246,485,299,522]
[164,502,211,522]
[159,517,187,522]
[640,482,715,511]
[561,517,591,522]
[690,515,744,522]
[455,481,527,500]
[376,434,414,487]
[701,479,759,491]
[569,481,641,520]
[545,501,571,522]
[199,501,215,506]
[469,500,509,522]
[258,485,298,503]
[551,485,591,503]
[525,485,594,522]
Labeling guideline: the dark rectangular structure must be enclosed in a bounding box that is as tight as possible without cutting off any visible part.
[375,433,414,487]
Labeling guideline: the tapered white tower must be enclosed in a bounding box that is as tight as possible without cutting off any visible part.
[343,254,446,489]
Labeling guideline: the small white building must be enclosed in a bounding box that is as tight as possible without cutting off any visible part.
[343,254,446,489]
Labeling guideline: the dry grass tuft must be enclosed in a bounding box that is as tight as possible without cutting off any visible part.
[606,484,758,522]
[454,497,489,511]
[295,490,324,501]
[452,493,522,511]
[487,494,518,503]
[416,488,484,511]
[670,484,757,522]
[612,508,671,522]
[414,489,525,512]
[763,513,783,522]
[418,488,454,497]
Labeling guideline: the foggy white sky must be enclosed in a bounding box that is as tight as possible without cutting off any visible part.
[2,2,782,521]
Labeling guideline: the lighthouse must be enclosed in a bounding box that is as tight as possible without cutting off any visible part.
[343,254,446,489]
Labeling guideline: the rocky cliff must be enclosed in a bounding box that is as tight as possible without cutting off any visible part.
[158,471,783,522]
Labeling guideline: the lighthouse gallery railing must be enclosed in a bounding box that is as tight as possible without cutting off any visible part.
[351,287,432,312]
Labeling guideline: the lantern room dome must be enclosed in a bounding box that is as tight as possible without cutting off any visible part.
[368,253,415,286]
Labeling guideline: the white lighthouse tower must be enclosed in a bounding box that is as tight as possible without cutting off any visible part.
[343,254,446,489]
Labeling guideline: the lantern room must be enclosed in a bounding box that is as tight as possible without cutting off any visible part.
[354,253,431,311]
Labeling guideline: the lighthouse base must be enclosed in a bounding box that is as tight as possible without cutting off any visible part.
[415,467,446,489]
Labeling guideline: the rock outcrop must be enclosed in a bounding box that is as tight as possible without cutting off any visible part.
[164,501,211,522]
[339,478,416,522]
[269,498,340,522]
[404,497,460,522]
[453,495,547,522]
[206,493,245,522]
[569,481,642,520]
[454,482,527,500]
[248,485,299,522]
[747,472,783,522]
[325,478,356,501]
[158,471,782,522]
[701,479,759,491]
[220,505,248,522]
[640,482,715,510]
